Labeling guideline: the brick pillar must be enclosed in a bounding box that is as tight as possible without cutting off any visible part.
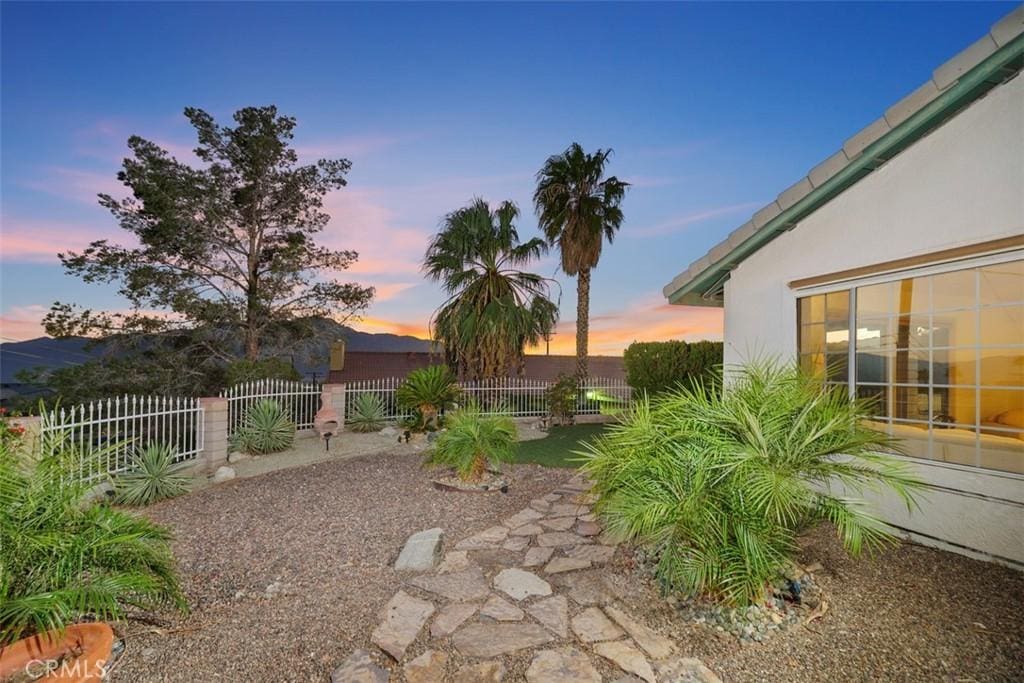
[323,384,346,432]
[197,396,229,474]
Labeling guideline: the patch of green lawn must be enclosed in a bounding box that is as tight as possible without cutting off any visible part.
[514,423,608,468]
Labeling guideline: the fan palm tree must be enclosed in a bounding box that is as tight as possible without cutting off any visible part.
[534,143,628,378]
[424,198,559,379]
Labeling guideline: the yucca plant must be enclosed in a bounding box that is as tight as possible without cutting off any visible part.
[395,365,461,431]
[0,429,186,645]
[427,406,517,481]
[113,442,192,506]
[348,393,387,433]
[578,360,923,606]
[232,399,295,454]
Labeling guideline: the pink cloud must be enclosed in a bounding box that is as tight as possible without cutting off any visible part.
[0,305,48,341]
[294,134,403,161]
[630,202,760,238]
[22,167,127,206]
[0,216,131,263]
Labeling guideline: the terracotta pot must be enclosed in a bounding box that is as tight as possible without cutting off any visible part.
[0,623,114,682]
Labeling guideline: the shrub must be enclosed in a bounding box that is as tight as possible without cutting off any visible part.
[545,374,577,426]
[623,340,723,396]
[113,442,192,506]
[395,365,461,431]
[224,357,301,386]
[427,406,517,481]
[578,360,923,606]
[232,399,295,454]
[0,431,186,644]
[348,393,386,433]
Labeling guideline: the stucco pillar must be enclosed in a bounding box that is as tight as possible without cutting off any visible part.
[197,396,229,474]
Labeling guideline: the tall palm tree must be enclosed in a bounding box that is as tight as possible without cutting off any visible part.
[424,198,559,380]
[534,143,628,378]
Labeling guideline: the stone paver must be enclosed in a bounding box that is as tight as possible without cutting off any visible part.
[430,602,479,638]
[605,606,677,660]
[493,568,552,601]
[503,536,531,552]
[655,656,723,683]
[558,570,613,606]
[331,649,389,683]
[544,557,592,574]
[539,517,576,531]
[509,523,544,536]
[452,622,553,657]
[526,647,601,683]
[481,594,525,621]
[409,567,489,602]
[403,649,448,683]
[370,590,435,660]
[566,545,615,564]
[529,498,552,512]
[437,550,472,574]
[537,531,592,547]
[526,595,569,637]
[453,661,506,682]
[571,607,625,643]
[575,521,602,537]
[394,527,444,572]
[548,503,587,516]
[455,525,509,550]
[504,508,545,528]
[594,640,655,683]
[522,546,555,567]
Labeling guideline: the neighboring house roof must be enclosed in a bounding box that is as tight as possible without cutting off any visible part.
[663,7,1024,307]
[328,351,626,383]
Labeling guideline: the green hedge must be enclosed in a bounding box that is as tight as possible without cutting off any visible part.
[623,340,723,395]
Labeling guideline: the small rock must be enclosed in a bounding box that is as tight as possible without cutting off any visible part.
[141,647,157,662]
[403,649,448,683]
[452,623,553,657]
[227,451,249,464]
[571,607,625,642]
[804,561,824,574]
[370,590,435,660]
[594,641,655,683]
[331,649,389,683]
[481,594,525,621]
[430,602,479,638]
[212,466,236,483]
[380,426,398,436]
[453,661,506,682]
[544,557,592,574]
[493,568,553,601]
[526,647,601,683]
[523,547,555,568]
[527,595,569,637]
[394,527,444,572]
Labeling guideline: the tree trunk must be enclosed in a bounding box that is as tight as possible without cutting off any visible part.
[576,268,590,380]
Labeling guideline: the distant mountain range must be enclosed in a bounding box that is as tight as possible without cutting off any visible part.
[0,320,434,385]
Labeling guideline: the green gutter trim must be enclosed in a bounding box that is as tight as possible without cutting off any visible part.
[666,33,1024,306]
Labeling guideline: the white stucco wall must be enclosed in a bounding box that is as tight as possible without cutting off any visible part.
[721,74,1024,565]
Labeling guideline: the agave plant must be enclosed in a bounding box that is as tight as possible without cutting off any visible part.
[113,442,192,506]
[427,406,517,482]
[232,399,295,454]
[0,428,186,644]
[348,393,386,433]
[395,365,461,431]
[578,360,924,606]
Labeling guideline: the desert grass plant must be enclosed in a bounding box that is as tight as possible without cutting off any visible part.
[578,360,923,606]
[348,392,387,433]
[396,365,461,431]
[427,406,517,482]
[113,442,192,506]
[231,399,295,454]
[0,428,186,645]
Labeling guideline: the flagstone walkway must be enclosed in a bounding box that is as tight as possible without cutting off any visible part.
[331,474,720,682]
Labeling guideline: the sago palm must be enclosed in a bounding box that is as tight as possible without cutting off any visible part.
[578,360,924,606]
[427,406,517,482]
[425,198,559,379]
[395,365,461,430]
[534,143,628,378]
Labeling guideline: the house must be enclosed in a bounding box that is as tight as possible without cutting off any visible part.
[663,9,1024,567]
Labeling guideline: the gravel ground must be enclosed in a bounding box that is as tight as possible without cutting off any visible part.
[111,448,569,682]
[610,527,1024,682]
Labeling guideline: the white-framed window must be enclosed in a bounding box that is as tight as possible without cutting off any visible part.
[797,252,1023,475]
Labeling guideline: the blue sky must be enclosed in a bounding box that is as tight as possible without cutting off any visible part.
[0,1,1016,352]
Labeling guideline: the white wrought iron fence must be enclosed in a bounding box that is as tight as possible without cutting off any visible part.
[222,379,323,435]
[40,396,205,482]
[343,376,632,421]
